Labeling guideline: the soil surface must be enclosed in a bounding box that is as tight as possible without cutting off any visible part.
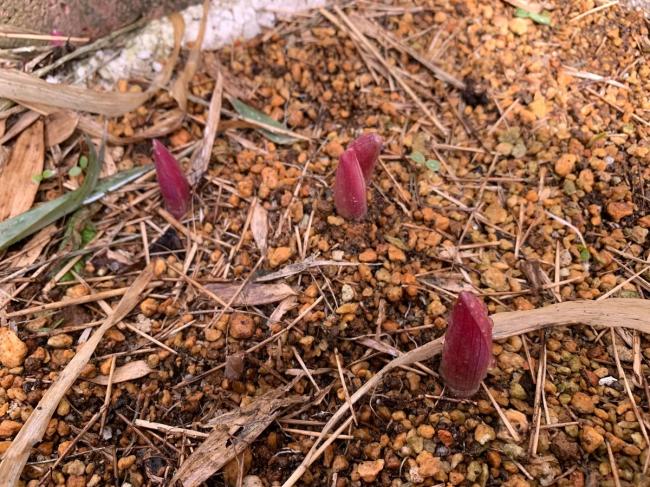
[1,1,650,487]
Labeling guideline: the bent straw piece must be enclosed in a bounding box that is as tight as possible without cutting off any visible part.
[281,298,650,487]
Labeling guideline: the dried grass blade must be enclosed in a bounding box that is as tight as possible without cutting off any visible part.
[78,109,184,145]
[205,281,296,306]
[171,0,209,111]
[189,69,222,184]
[0,70,149,117]
[256,257,358,282]
[0,264,154,483]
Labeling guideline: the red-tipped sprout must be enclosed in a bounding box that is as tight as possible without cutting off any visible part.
[347,133,383,184]
[439,291,494,398]
[152,139,191,220]
[333,133,383,221]
[334,149,367,220]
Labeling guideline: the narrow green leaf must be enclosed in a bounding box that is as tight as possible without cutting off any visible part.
[0,137,102,251]
[42,169,56,179]
[230,98,297,145]
[78,155,88,169]
[514,7,551,25]
[83,164,152,204]
[68,166,82,177]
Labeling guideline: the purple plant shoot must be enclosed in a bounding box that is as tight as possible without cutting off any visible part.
[334,149,367,220]
[347,133,383,184]
[439,291,494,398]
[152,139,191,220]
[333,133,382,220]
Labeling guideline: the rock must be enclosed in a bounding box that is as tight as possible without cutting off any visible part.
[63,459,86,476]
[527,455,561,486]
[580,425,604,453]
[336,303,358,314]
[497,350,526,372]
[0,327,27,368]
[332,455,349,473]
[387,245,406,262]
[555,154,577,177]
[0,419,22,437]
[140,297,159,317]
[509,17,529,35]
[229,313,255,339]
[417,424,435,439]
[267,247,293,268]
[47,334,73,349]
[358,249,377,262]
[607,201,634,221]
[510,382,527,400]
[474,423,496,445]
[482,267,508,291]
[66,475,86,487]
[437,429,454,447]
[551,431,580,461]
[357,459,384,482]
[341,284,354,302]
[498,410,529,440]
[242,476,264,487]
[416,451,442,478]
[57,398,71,416]
[224,449,253,486]
[571,391,595,414]
[325,139,344,158]
[204,328,222,342]
[117,454,136,470]
[626,225,648,244]
[485,202,508,224]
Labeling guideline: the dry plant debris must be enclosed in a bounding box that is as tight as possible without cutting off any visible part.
[0,1,649,486]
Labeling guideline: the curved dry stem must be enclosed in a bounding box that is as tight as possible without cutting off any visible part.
[281,298,650,487]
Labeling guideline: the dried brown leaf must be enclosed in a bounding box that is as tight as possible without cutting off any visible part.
[173,389,305,487]
[88,360,153,385]
[45,110,79,147]
[267,296,298,327]
[206,281,296,306]
[0,119,44,221]
[0,110,39,145]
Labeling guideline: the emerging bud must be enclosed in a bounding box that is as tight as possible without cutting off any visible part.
[439,291,494,398]
[347,133,383,184]
[152,139,191,220]
[334,149,367,220]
